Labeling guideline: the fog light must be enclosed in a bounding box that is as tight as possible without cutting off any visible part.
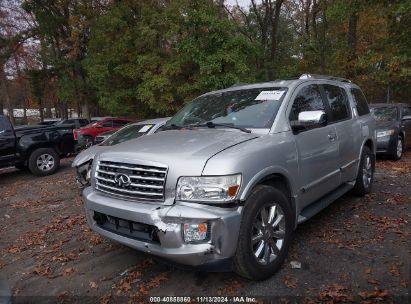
[183,223,208,243]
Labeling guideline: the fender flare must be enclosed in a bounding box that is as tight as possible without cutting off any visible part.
[239,166,296,201]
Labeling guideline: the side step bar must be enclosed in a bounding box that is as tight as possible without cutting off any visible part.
[297,182,354,224]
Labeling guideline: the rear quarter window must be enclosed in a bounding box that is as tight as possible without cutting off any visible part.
[402,107,411,117]
[351,88,370,116]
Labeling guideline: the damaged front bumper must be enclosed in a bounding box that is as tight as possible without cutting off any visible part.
[83,187,242,267]
[75,162,92,188]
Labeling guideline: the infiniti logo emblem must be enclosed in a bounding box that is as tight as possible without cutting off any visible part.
[114,173,131,187]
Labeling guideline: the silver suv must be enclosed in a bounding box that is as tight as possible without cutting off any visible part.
[83,74,376,280]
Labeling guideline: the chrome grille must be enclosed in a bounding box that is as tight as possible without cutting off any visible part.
[95,160,167,201]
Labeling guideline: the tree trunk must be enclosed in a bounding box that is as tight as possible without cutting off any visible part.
[12,54,28,124]
[73,62,90,120]
[347,9,358,78]
[386,83,391,103]
[39,97,44,122]
[319,0,327,73]
[269,0,283,79]
[305,0,312,36]
[0,66,15,125]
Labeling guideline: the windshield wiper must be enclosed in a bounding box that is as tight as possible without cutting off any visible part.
[162,123,184,131]
[192,121,251,133]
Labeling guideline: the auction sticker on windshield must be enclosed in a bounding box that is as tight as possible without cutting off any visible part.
[255,90,285,101]
[139,125,153,133]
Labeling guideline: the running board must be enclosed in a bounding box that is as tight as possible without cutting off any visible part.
[297,182,354,224]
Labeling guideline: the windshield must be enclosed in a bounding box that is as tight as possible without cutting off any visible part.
[102,124,154,146]
[166,87,288,129]
[371,107,398,121]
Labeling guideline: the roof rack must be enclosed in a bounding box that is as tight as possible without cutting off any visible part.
[230,83,249,87]
[299,74,352,83]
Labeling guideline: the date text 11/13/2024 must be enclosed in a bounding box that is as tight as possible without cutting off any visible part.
[149,296,257,303]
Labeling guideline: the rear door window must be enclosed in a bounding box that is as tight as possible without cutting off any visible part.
[80,119,89,126]
[322,84,351,122]
[113,120,131,127]
[102,120,113,127]
[351,88,370,116]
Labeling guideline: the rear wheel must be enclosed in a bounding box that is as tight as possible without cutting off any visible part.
[28,148,60,176]
[233,185,293,280]
[353,146,374,196]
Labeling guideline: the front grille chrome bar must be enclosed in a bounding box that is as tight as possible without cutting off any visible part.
[95,160,167,201]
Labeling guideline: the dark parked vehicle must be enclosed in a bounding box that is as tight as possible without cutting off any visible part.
[54,118,89,129]
[38,119,60,126]
[370,103,411,160]
[0,115,76,176]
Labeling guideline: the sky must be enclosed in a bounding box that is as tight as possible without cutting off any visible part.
[225,0,254,8]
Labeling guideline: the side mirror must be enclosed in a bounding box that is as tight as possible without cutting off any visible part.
[402,115,411,121]
[292,110,328,132]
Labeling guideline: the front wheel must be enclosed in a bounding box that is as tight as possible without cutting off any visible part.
[28,148,60,176]
[353,146,374,196]
[233,185,293,280]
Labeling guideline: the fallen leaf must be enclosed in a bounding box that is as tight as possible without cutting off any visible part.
[64,267,76,274]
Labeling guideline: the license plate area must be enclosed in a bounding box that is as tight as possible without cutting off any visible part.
[93,211,160,244]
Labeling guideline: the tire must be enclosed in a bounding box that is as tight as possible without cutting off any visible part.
[352,146,374,196]
[28,148,60,176]
[233,185,294,280]
[83,135,94,148]
[390,136,403,161]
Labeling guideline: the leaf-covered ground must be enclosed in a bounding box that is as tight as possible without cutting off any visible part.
[0,154,409,303]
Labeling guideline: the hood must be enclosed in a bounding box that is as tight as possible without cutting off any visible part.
[72,145,108,167]
[97,129,259,175]
[375,120,398,130]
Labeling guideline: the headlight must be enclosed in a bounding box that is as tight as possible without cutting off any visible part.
[176,174,241,203]
[377,130,395,138]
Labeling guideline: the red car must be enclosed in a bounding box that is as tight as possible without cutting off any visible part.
[73,117,134,147]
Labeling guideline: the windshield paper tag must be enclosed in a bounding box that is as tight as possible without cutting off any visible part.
[255,90,285,101]
[139,125,153,133]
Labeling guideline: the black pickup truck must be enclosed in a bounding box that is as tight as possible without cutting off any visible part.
[0,115,76,176]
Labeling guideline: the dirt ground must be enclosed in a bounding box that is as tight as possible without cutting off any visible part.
[0,153,410,303]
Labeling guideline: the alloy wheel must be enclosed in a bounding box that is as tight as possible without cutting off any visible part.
[362,155,373,188]
[36,154,55,172]
[251,203,286,265]
[397,139,403,159]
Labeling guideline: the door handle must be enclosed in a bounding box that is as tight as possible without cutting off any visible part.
[328,133,336,141]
